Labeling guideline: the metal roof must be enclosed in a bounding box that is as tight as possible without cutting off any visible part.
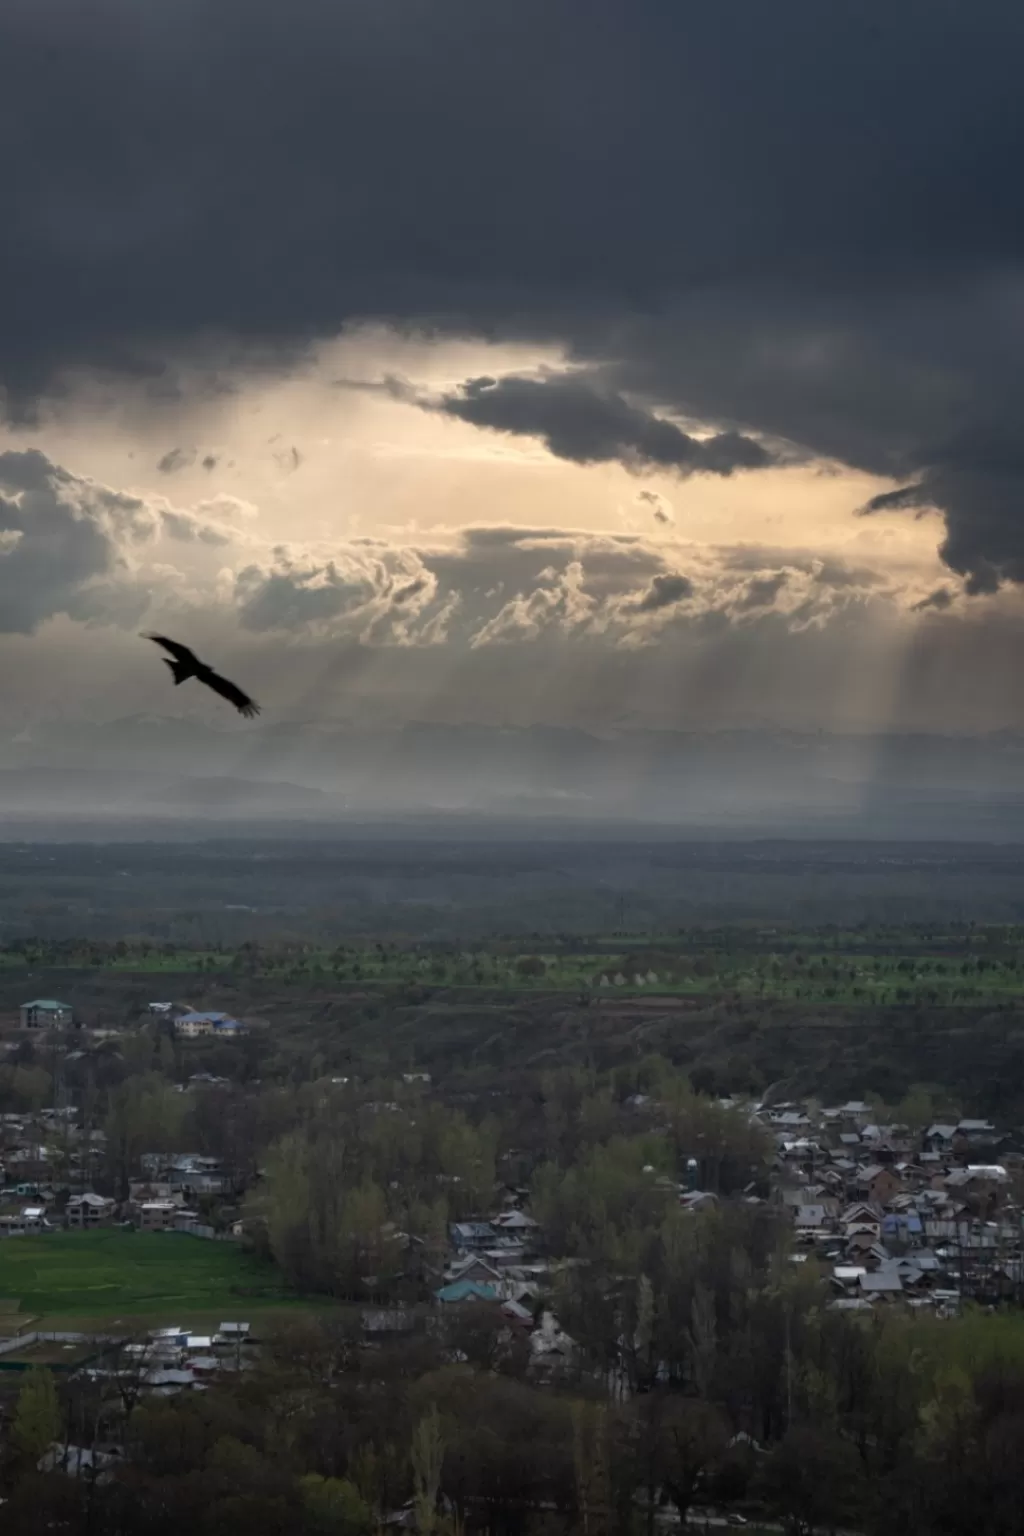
[435,1280,498,1303]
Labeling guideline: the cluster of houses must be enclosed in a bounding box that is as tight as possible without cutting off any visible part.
[147,1002,247,1037]
[0,1139,239,1239]
[15,997,248,1038]
[414,1094,1024,1360]
[0,1107,103,1232]
[360,1201,576,1375]
[439,1207,577,1371]
[99,1320,256,1393]
[761,1098,1023,1311]
[32,1323,257,1481]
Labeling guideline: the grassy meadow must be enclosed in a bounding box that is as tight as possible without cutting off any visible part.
[0,1229,307,1331]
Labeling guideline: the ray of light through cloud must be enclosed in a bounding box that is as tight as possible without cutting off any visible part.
[0,1,1021,796]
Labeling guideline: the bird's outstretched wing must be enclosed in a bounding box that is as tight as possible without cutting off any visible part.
[144,633,199,666]
[202,669,261,718]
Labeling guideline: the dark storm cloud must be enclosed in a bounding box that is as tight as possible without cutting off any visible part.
[5,0,1022,370]
[432,373,779,476]
[737,572,789,611]
[860,485,932,515]
[636,573,694,612]
[859,462,1024,591]
[392,576,428,606]
[912,586,956,612]
[3,2,1024,581]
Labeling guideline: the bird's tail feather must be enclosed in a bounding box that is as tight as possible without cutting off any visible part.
[163,659,192,685]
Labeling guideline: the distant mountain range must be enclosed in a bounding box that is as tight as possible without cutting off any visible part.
[0,767,338,819]
[3,717,1024,836]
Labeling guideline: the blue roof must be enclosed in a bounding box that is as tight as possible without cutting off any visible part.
[22,999,71,1010]
[883,1212,923,1233]
[435,1281,498,1304]
[178,1012,234,1024]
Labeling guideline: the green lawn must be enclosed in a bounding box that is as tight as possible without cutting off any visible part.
[0,1230,302,1325]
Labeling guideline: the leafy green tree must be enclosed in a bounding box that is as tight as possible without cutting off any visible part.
[11,1366,60,1466]
[299,1474,374,1535]
[411,1405,446,1535]
[104,1072,187,1201]
[759,1425,864,1536]
[572,1401,612,1536]
[658,1397,730,1528]
[516,956,546,978]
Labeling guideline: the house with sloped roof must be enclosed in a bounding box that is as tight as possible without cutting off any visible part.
[792,1203,830,1231]
[434,1279,499,1304]
[483,1243,528,1269]
[846,1233,890,1267]
[841,1200,882,1225]
[175,1011,246,1038]
[945,1165,1007,1193]
[449,1220,497,1251]
[882,1209,924,1243]
[831,1264,867,1291]
[956,1118,996,1138]
[446,1253,503,1287]
[20,999,74,1029]
[133,1199,180,1231]
[924,1123,958,1150]
[852,1163,902,1203]
[859,1270,903,1297]
[772,1110,811,1130]
[493,1209,539,1233]
[66,1192,115,1228]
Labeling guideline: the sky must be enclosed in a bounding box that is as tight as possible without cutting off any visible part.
[2,0,1024,739]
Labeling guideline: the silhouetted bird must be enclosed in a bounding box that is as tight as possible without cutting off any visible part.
[143,634,261,718]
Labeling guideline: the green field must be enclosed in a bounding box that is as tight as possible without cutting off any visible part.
[5,927,1024,1007]
[0,1230,304,1329]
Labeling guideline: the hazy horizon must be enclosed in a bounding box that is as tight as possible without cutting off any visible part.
[0,716,1021,839]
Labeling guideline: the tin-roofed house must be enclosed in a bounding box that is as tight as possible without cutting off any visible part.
[174,1011,247,1039]
[66,1192,116,1229]
[20,999,74,1029]
[449,1221,498,1252]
